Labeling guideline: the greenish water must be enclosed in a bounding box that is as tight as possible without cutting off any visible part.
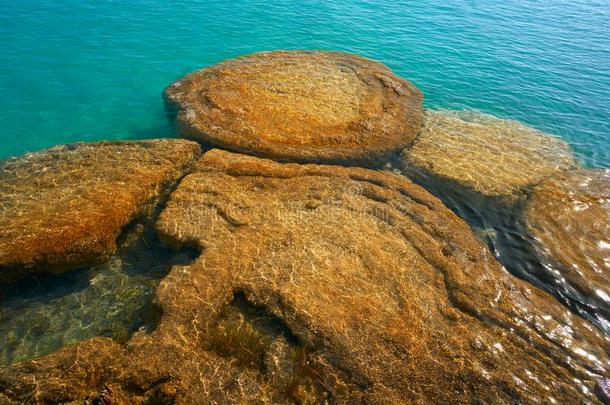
[0,0,608,167]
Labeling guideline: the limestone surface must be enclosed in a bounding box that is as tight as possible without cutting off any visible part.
[0,140,201,283]
[525,169,610,314]
[164,50,424,165]
[1,150,608,404]
[402,110,579,202]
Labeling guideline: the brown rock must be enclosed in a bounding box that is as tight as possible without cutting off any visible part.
[164,50,424,165]
[1,150,608,404]
[402,109,579,202]
[525,169,610,314]
[0,140,201,283]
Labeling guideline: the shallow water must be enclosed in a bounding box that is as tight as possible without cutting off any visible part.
[0,0,609,371]
[397,109,610,334]
[0,214,196,367]
[396,163,610,336]
[0,0,609,167]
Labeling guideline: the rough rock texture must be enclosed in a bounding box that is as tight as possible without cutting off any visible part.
[164,50,424,165]
[1,150,608,404]
[402,110,579,202]
[0,140,201,283]
[525,169,610,315]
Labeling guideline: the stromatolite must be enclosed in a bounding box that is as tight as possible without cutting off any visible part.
[0,140,201,283]
[402,109,579,203]
[164,50,424,165]
[525,169,610,316]
[1,150,608,404]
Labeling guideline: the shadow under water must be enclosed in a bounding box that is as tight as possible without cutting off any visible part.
[397,164,610,336]
[204,291,332,403]
[0,212,198,368]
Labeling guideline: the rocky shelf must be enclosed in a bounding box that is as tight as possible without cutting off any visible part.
[0,51,608,404]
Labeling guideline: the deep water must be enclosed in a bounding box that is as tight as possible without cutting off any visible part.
[0,0,608,167]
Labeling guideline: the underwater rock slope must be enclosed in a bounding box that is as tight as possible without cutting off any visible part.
[0,140,201,283]
[165,50,423,165]
[402,110,579,203]
[525,169,610,316]
[1,150,608,404]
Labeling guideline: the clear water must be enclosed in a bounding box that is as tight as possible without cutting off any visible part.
[0,214,197,367]
[0,0,609,369]
[0,0,608,167]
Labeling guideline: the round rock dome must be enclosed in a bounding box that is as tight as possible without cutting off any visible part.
[164,51,424,165]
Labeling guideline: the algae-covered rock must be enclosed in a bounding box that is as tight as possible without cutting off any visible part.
[525,169,610,315]
[1,150,608,404]
[402,109,579,202]
[165,50,423,165]
[0,140,201,283]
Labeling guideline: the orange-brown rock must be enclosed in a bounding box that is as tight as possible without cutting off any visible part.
[164,50,424,165]
[402,110,579,203]
[0,140,201,283]
[525,169,610,315]
[1,150,608,403]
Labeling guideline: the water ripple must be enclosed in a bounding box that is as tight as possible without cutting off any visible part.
[0,0,608,166]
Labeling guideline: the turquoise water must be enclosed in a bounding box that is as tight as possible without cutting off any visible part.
[0,0,608,166]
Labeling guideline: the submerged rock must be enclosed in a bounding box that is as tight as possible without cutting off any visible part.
[399,110,595,332]
[0,140,201,283]
[164,50,423,165]
[402,110,579,203]
[0,205,197,368]
[1,150,608,403]
[525,169,610,317]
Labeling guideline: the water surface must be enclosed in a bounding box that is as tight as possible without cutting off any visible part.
[0,0,608,166]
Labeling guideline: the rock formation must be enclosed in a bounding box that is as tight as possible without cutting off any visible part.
[164,50,423,165]
[525,169,610,316]
[402,109,579,203]
[0,140,201,283]
[1,150,608,404]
